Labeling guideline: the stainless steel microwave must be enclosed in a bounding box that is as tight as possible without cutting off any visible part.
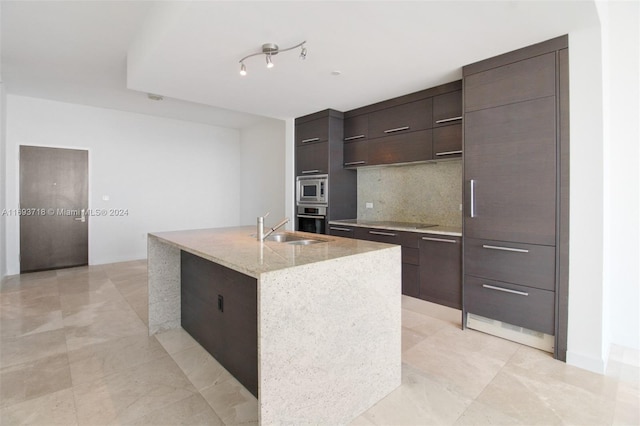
[296,175,328,205]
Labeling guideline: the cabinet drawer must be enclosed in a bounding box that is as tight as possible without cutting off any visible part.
[295,141,328,175]
[465,52,556,112]
[295,117,329,146]
[433,124,462,159]
[464,275,555,334]
[354,227,420,248]
[343,140,368,167]
[368,129,432,166]
[368,99,433,138]
[344,114,368,141]
[328,225,355,238]
[464,238,555,291]
[433,90,462,127]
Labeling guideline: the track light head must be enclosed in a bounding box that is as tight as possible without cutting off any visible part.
[266,54,274,69]
[239,62,247,76]
[300,45,307,60]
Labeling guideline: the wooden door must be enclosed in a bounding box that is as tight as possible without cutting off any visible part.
[19,146,88,272]
[464,97,557,245]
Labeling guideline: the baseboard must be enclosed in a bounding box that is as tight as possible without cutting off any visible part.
[566,350,607,374]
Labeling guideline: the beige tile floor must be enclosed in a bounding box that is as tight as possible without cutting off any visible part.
[0,260,638,425]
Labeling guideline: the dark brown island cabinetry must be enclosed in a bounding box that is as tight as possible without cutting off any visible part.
[462,35,569,360]
[343,80,462,168]
[419,235,462,309]
[294,110,357,228]
[181,251,258,397]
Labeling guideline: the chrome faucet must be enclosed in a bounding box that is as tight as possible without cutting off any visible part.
[257,213,290,241]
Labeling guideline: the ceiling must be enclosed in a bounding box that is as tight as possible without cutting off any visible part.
[1,1,600,129]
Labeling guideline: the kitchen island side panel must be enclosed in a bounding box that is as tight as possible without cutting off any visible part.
[257,246,402,425]
[148,235,181,335]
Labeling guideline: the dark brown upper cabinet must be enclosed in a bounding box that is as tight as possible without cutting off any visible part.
[368,130,433,166]
[294,109,357,225]
[464,52,556,113]
[368,99,432,139]
[433,124,462,159]
[343,114,368,142]
[433,90,462,127]
[295,116,329,146]
[295,141,329,175]
[343,80,462,168]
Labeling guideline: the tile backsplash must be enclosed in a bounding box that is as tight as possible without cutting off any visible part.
[357,160,462,227]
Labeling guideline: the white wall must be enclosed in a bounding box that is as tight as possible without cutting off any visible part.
[0,82,7,281]
[567,2,640,374]
[238,119,286,227]
[604,1,640,350]
[5,95,242,273]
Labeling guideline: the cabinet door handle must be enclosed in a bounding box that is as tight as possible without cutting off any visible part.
[330,227,352,232]
[435,150,463,156]
[482,284,529,297]
[301,169,320,174]
[344,161,366,166]
[218,295,224,312]
[482,244,529,253]
[384,126,410,134]
[344,135,365,141]
[301,137,320,143]
[369,231,397,237]
[435,116,463,124]
[422,236,457,244]
[467,179,476,218]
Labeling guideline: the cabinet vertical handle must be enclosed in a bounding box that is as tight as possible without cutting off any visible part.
[218,295,224,312]
[468,179,476,218]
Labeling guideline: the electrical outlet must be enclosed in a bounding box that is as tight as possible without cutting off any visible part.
[366,202,374,209]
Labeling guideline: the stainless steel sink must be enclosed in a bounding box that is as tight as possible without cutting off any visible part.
[264,233,325,245]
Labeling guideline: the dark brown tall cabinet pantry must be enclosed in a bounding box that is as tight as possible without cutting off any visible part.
[462,36,569,361]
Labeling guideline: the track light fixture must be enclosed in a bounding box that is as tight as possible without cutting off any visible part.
[239,41,307,76]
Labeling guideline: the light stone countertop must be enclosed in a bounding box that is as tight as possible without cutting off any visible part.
[329,219,462,237]
[149,225,397,279]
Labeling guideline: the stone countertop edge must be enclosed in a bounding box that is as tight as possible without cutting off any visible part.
[148,226,399,279]
[329,220,462,237]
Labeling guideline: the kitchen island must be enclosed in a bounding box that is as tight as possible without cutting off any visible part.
[147,226,401,425]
